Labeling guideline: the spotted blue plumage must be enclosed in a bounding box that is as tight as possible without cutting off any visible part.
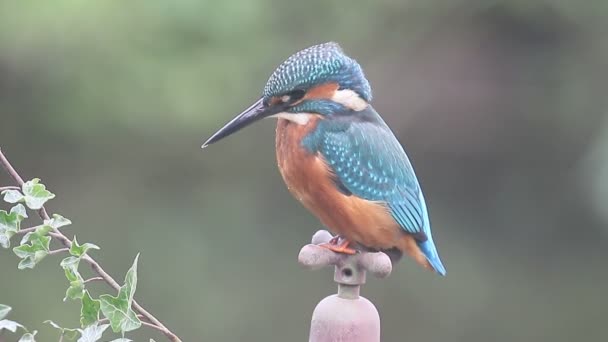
[263,42,372,102]
[303,107,446,275]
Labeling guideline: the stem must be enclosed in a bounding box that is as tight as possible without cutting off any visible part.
[83,277,104,284]
[49,248,69,256]
[15,226,63,238]
[15,226,38,235]
[0,148,182,342]
[18,224,72,235]
[98,316,169,337]
[0,186,19,192]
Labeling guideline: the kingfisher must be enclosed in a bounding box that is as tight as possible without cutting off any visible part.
[202,42,446,276]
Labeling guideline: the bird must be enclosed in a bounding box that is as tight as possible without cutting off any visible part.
[202,42,446,276]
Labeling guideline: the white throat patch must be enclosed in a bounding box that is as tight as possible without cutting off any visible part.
[331,89,368,111]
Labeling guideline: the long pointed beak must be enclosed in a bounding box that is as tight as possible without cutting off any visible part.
[202,98,272,148]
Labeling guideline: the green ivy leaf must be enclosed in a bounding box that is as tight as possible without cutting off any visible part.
[0,319,24,332]
[39,225,53,235]
[99,254,141,333]
[0,304,26,334]
[66,281,85,301]
[61,255,84,301]
[13,245,49,269]
[0,304,11,320]
[13,229,51,270]
[45,214,72,230]
[21,178,55,210]
[80,291,100,327]
[44,320,79,340]
[18,330,37,342]
[2,189,24,203]
[70,236,100,257]
[61,256,80,278]
[11,204,28,218]
[0,236,8,249]
[77,323,109,342]
[0,204,27,248]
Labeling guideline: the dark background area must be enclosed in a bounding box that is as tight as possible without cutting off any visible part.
[1,1,607,341]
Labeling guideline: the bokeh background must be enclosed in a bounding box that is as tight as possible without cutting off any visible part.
[1,1,607,341]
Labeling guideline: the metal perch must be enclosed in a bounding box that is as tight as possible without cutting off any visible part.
[298,230,393,342]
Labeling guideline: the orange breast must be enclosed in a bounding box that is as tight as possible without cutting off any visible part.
[275,118,403,250]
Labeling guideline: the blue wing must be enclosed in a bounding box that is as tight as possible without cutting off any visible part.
[315,109,427,238]
[304,106,445,274]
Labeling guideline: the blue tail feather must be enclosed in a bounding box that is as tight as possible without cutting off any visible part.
[417,239,446,276]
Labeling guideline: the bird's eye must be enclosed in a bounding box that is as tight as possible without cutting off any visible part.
[272,90,306,106]
[279,90,305,104]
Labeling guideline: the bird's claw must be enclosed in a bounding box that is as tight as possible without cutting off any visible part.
[319,238,358,255]
[328,235,341,245]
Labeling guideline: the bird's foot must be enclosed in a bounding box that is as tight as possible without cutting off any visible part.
[320,239,358,255]
[328,235,341,245]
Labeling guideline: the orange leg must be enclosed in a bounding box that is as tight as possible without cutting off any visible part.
[320,238,357,255]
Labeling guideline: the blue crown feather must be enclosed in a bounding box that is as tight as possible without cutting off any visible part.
[263,42,372,102]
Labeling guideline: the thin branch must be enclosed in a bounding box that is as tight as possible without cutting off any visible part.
[83,277,104,284]
[0,148,182,342]
[98,316,168,336]
[15,226,38,235]
[16,226,64,240]
[0,185,19,192]
[0,151,25,184]
[49,248,69,256]
[143,321,166,332]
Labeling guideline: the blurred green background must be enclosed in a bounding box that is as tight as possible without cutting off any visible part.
[1,0,608,341]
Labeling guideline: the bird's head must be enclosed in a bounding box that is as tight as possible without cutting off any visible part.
[202,42,371,147]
